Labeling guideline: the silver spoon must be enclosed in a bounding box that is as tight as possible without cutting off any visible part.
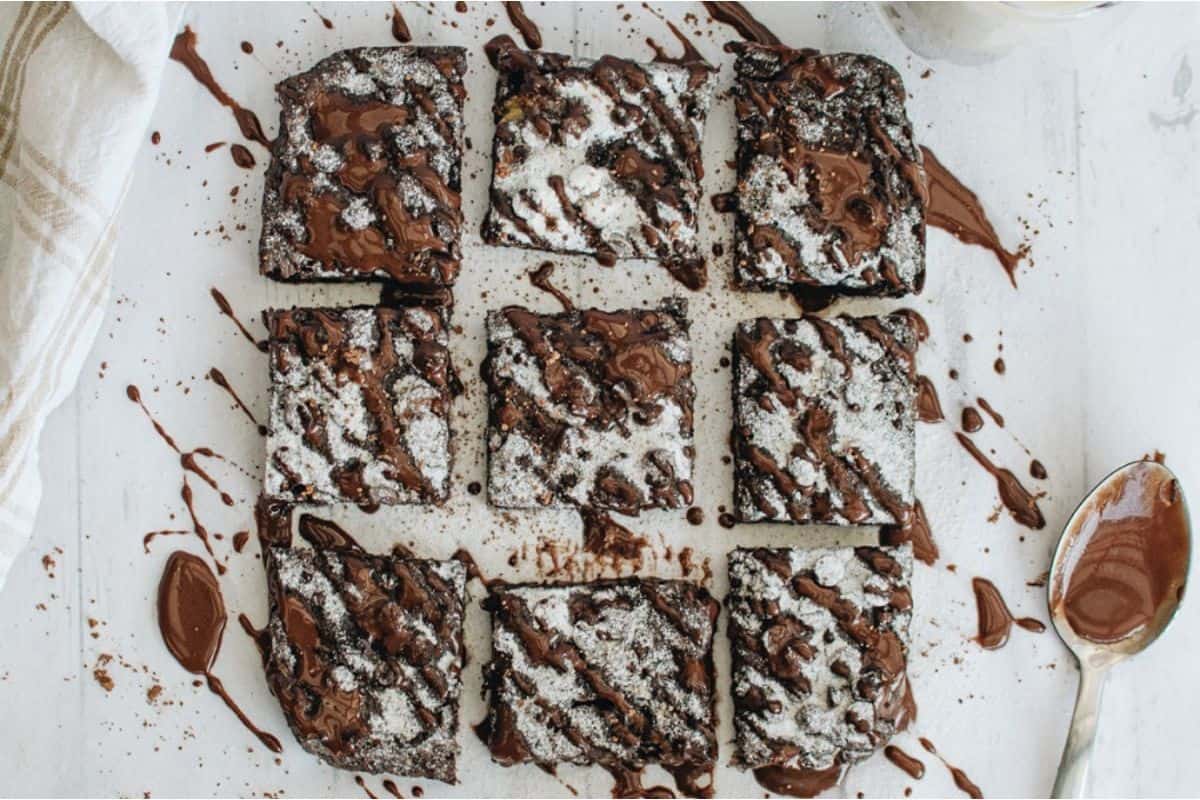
[1048,461,1191,798]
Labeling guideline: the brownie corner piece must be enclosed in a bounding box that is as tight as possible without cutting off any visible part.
[259,46,466,285]
[727,546,913,784]
[263,540,467,781]
[484,300,695,512]
[266,305,453,506]
[481,38,715,287]
[478,578,718,777]
[732,313,916,525]
[732,44,925,299]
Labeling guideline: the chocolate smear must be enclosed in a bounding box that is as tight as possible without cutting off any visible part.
[703,1,781,46]
[157,551,282,752]
[955,433,1045,529]
[882,499,938,565]
[921,146,1027,287]
[208,367,266,435]
[972,577,1045,649]
[169,26,272,148]
[885,744,926,779]
[529,261,573,311]
[210,286,268,351]
[391,3,412,42]
[752,762,841,798]
[503,2,542,49]
[916,375,944,423]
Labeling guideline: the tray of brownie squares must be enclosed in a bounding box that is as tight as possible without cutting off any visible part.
[172,3,952,797]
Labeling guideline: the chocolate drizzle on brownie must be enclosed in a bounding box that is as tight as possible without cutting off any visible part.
[954,433,1044,529]
[731,44,926,301]
[972,577,1045,649]
[260,532,467,780]
[881,500,938,565]
[728,547,914,796]
[732,314,917,525]
[265,306,453,507]
[485,301,695,514]
[482,36,714,289]
[259,47,466,284]
[157,551,283,753]
[478,579,718,794]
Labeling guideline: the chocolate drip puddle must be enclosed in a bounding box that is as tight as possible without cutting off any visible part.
[1051,461,1189,644]
[971,577,1045,649]
[157,551,282,753]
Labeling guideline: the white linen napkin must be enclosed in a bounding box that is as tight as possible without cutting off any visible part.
[0,2,177,587]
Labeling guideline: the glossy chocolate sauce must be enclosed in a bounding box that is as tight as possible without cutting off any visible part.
[356,775,379,798]
[127,385,231,568]
[529,261,573,311]
[1030,460,1048,480]
[972,577,1045,649]
[921,146,1026,287]
[686,506,704,526]
[916,375,944,423]
[702,1,781,46]
[230,143,255,169]
[208,367,267,435]
[752,762,841,798]
[452,548,501,589]
[169,27,272,148]
[919,738,982,799]
[210,287,268,351]
[955,433,1044,529]
[382,779,404,798]
[647,18,706,67]
[885,744,926,779]
[976,397,1004,427]
[961,407,984,433]
[882,499,939,565]
[391,3,412,42]
[993,357,1006,375]
[311,6,334,29]
[1051,462,1189,644]
[503,1,542,49]
[157,551,282,752]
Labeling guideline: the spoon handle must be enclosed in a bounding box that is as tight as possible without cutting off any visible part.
[1052,664,1109,798]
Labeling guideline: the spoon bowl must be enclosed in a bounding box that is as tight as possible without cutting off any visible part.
[1048,460,1191,797]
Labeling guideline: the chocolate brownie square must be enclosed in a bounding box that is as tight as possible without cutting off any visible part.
[732,44,925,300]
[477,578,718,781]
[732,314,916,525]
[266,305,453,506]
[484,300,695,513]
[481,37,715,289]
[262,517,467,781]
[260,46,466,285]
[727,546,914,789]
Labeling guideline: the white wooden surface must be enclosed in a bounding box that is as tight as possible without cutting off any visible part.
[1,2,1197,797]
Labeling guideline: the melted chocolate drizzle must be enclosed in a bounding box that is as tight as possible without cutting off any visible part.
[885,744,926,779]
[702,1,781,46]
[157,551,282,752]
[390,4,412,42]
[503,2,542,49]
[916,375,944,423]
[208,367,267,435]
[955,433,1045,529]
[921,146,1027,288]
[529,261,574,311]
[972,577,1045,649]
[881,499,939,565]
[210,286,268,351]
[169,26,272,148]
